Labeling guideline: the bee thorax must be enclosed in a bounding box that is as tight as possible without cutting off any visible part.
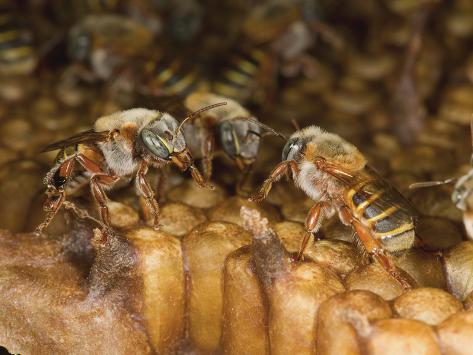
[98,140,138,176]
[295,160,342,203]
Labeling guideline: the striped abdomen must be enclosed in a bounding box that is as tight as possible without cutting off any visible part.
[149,56,202,97]
[0,8,36,75]
[344,174,416,253]
[211,49,267,103]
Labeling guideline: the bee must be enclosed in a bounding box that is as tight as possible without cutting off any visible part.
[0,5,36,76]
[250,126,418,289]
[181,92,262,192]
[140,52,205,98]
[35,103,224,235]
[410,121,473,238]
[68,14,153,80]
[211,48,275,104]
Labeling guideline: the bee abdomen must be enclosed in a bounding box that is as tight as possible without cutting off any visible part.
[348,181,415,252]
[151,58,201,97]
[0,8,36,75]
[212,49,265,102]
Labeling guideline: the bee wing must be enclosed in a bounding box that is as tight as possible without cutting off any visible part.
[321,163,418,216]
[41,129,110,152]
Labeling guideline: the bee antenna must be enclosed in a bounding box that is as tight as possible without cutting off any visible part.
[172,101,227,146]
[470,115,473,165]
[240,117,288,140]
[291,118,301,131]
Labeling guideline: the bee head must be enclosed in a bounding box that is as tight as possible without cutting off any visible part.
[140,113,186,161]
[68,22,91,61]
[452,171,473,211]
[283,126,366,171]
[218,118,261,169]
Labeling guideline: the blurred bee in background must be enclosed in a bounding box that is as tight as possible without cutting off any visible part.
[35,104,223,235]
[410,121,473,239]
[251,125,419,289]
[49,0,121,24]
[0,3,37,76]
[182,92,262,193]
[210,48,274,105]
[137,50,206,98]
[67,14,154,81]
[153,0,204,44]
[211,0,335,105]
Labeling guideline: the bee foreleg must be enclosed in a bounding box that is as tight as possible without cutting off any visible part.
[201,134,215,180]
[189,165,215,190]
[135,161,160,230]
[249,160,299,203]
[236,163,253,196]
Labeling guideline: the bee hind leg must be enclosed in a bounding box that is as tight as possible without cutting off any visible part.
[35,157,76,235]
[343,206,414,290]
[35,191,66,235]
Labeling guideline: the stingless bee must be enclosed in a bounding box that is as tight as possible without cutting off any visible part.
[250,125,419,288]
[68,14,153,80]
[410,121,473,239]
[0,4,37,76]
[182,92,262,192]
[35,103,224,235]
[211,48,273,105]
[141,51,204,98]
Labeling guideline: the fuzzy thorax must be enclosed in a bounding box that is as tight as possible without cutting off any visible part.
[293,126,366,172]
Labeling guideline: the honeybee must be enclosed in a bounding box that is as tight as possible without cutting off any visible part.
[250,126,419,289]
[181,92,262,192]
[35,104,224,235]
[0,5,37,76]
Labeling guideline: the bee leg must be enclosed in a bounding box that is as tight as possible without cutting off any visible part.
[236,164,253,196]
[90,174,117,228]
[135,161,160,230]
[201,134,214,181]
[35,157,76,235]
[249,160,299,203]
[345,209,413,290]
[35,192,65,235]
[155,170,167,203]
[297,202,329,260]
[75,154,118,228]
[189,165,215,190]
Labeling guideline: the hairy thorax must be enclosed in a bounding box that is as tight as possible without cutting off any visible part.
[295,160,345,208]
[98,139,139,176]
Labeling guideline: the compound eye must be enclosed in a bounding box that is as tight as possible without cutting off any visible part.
[282,138,302,161]
[141,129,171,160]
[219,121,238,158]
